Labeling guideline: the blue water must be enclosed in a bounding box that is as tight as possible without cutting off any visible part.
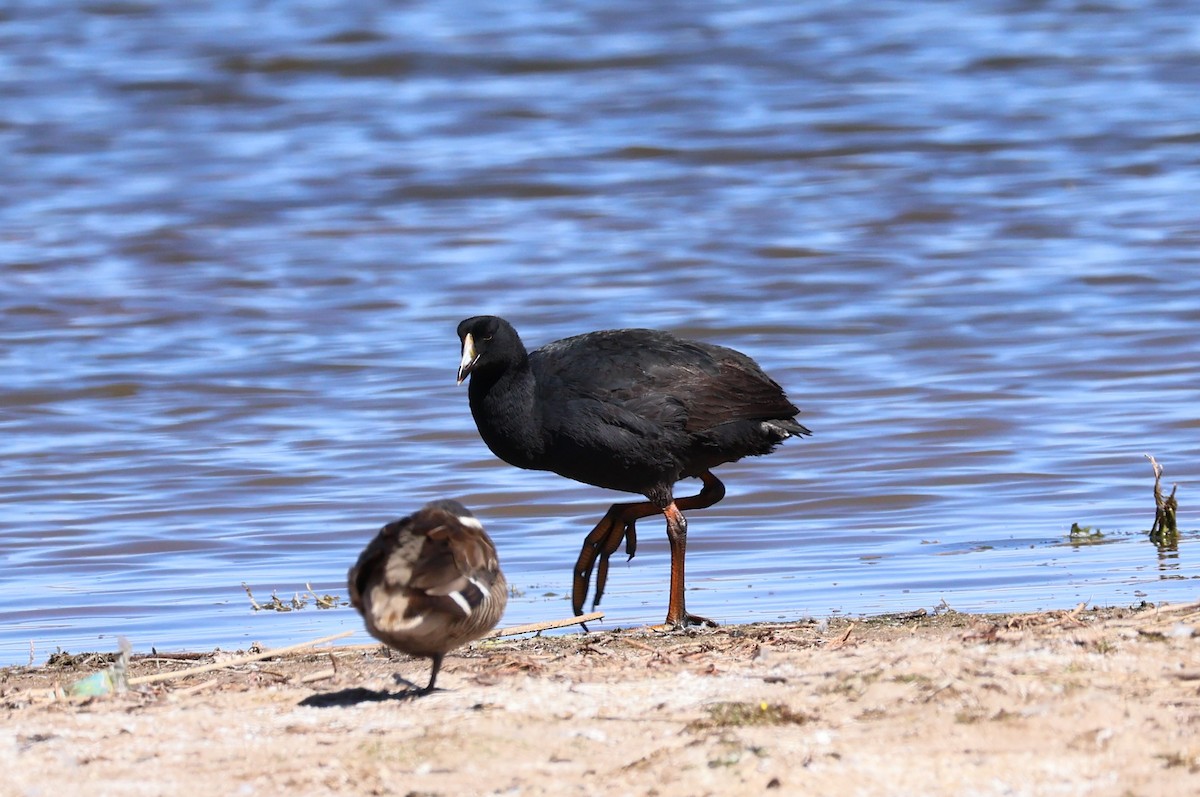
[2,1,1198,666]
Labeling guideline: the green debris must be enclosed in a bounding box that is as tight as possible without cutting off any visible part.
[242,582,345,612]
[1068,523,1106,544]
[67,638,131,698]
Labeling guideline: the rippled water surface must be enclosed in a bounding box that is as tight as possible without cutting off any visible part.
[3,1,1199,666]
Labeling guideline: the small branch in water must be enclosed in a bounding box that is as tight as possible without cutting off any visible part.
[1145,454,1179,545]
[305,582,342,609]
[241,582,263,611]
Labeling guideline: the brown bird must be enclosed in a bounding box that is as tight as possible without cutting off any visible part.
[456,316,808,629]
[347,499,507,694]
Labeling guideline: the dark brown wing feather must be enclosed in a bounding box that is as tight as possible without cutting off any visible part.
[536,330,800,432]
[680,357,800,432]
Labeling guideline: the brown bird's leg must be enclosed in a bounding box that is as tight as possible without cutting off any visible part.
[660,470,726,628]
[418,653,444,695]
[573,500,661,618]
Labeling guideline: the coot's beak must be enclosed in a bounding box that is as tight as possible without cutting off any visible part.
[457,333,478,385]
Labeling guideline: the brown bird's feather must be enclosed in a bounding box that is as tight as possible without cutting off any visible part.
[348,499,506,693]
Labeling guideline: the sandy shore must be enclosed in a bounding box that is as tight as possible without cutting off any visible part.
[3,602,1199,797]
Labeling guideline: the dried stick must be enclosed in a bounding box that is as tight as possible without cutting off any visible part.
[119,613,596,689]
[483,612,604,639]
[126,631,354,686]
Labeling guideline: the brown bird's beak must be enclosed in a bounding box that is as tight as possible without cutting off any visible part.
[456,333,478,385]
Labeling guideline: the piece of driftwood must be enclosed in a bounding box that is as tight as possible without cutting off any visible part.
[483,612,604,639]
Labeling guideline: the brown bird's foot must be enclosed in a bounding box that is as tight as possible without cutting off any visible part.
[392,673,442,696]
[411,685,442,697]
[399,654,444,696]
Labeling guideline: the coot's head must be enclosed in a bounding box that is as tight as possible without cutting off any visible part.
[456,315,525,384]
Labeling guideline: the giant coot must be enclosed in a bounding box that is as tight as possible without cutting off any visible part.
[455,316,809,628]
[348,499,507,693]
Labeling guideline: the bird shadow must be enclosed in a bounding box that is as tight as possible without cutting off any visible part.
[298,673,441,708]
[298,685,436,708]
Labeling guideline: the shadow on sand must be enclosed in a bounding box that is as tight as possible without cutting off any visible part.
[298,685,437,708]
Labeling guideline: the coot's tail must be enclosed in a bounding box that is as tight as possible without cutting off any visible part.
[763,418,812,439]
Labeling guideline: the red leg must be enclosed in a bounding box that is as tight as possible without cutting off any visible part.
[661,471,725,628]
[676,470,725,513]
[660,503,716,628]
[573,471,727,628]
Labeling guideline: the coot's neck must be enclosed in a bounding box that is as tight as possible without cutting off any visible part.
[467,353,545,469]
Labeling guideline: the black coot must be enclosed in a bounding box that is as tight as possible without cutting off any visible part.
[348,499,507,693]
[455,315,809,628]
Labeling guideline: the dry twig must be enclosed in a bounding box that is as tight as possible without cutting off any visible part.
[482,611,603,639]
[126,631,353,686]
